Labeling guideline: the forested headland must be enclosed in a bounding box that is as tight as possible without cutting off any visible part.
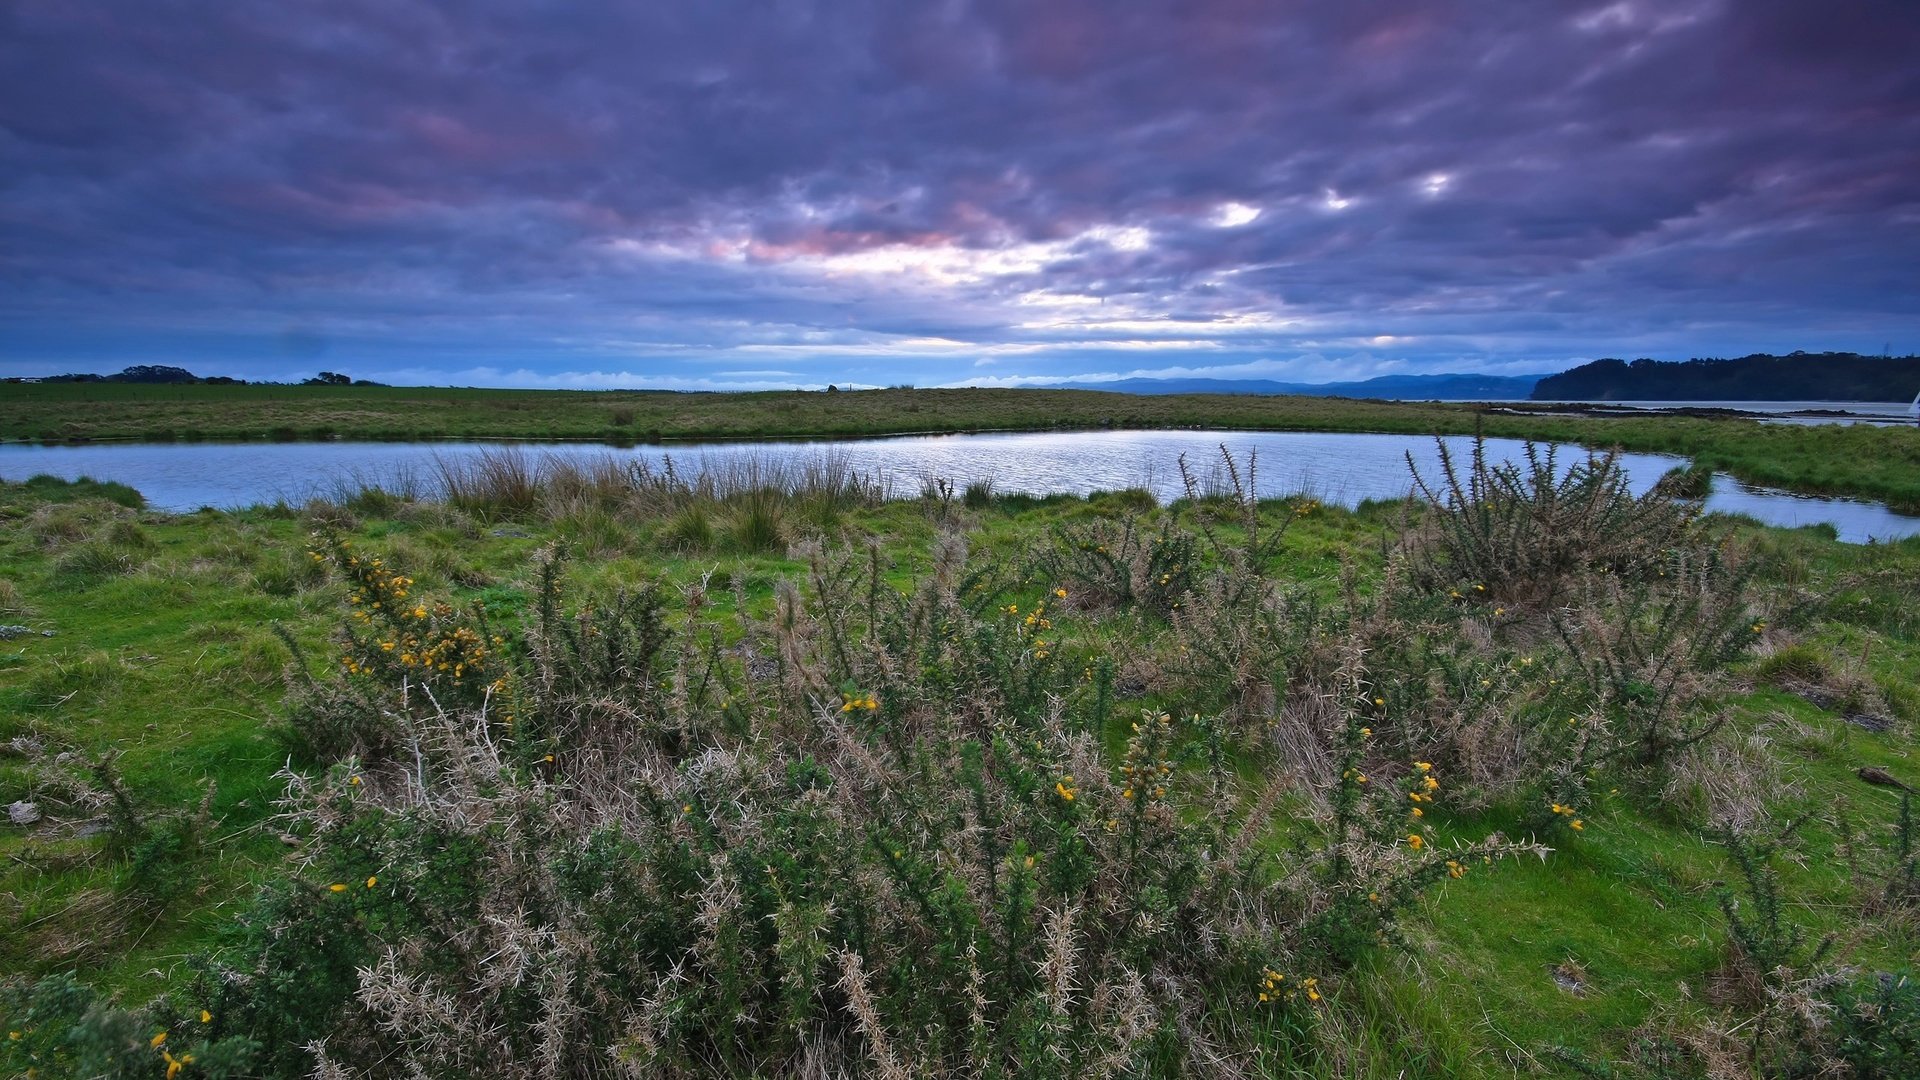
[1533,352,1920,402]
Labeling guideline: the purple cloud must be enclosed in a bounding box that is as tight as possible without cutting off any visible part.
[3,0,1918,387]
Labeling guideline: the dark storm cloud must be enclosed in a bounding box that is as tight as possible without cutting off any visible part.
[3,0,1918,387]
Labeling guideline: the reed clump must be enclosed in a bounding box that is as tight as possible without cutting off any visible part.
[429,447,889,528]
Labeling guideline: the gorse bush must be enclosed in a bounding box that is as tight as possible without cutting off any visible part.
[171,519,1550,1078]
[1028,513,1198,617]
[277,530,507,763]
[1711,820,1835,997]
[0,973,257,1080]
[1405,437,1699,609]
[1838,789,1920,912]
[1301,665,1546,967]
[518,546,676,750]
[1550,548,1761,770]
[1828,970,1920,1078]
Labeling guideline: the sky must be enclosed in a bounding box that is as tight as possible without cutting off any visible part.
[3,1,1919,391]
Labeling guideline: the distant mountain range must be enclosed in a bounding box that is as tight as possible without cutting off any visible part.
[1532,352,1920,402]
[1052,372,1547,399]
[1049,352,1920,404]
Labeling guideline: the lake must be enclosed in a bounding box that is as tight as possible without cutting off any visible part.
[2,430,1916,544]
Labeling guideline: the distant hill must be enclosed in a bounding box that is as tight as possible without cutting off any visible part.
[13,366,385,387]
[34,364,217,384]
[1533,352,1920,402]
[1053,372,1546,400]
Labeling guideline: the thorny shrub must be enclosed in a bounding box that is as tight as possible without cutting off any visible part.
[163,527,1548,1078]
[1837,789,1920,914]
[0,973,258,1080]
[277,530,508,763]
[1306,444,1764,823]
[1027,514,1197,618]
[1404,437,1701,610]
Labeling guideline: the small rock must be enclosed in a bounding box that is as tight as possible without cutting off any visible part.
[1550,961,1588,996]
[1845,712,1893,734]
[9,800,43,826]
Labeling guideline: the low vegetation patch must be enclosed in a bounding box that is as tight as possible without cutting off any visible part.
[2,443,1918,1077]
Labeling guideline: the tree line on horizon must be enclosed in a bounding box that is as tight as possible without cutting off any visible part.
[1532,351,1920,402]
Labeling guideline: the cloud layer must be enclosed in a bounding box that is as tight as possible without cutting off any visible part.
[4,0,1918,387]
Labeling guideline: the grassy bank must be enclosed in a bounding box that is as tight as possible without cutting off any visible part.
[3,448,1919,1076]
[4,383,1918,511]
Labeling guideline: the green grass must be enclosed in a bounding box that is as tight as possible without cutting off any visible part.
[2,471,1918,1076]
[4,382,1918,510]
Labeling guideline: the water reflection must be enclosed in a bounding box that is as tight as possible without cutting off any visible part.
[1,430,1915,544]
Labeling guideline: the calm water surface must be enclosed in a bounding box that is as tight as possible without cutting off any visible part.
[1483,400,1919,426]
[2,430,1916,543]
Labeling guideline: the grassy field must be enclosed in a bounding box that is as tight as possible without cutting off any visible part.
[4,382,1918,511]
[2,452,1918,1077]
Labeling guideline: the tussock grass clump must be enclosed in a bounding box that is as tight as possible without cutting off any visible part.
[52,541,137,582]
[249,547,326,598]
[428,447,888,527]
[659,503,717,552]
[724,491,787,554]
[11,473,145,509]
